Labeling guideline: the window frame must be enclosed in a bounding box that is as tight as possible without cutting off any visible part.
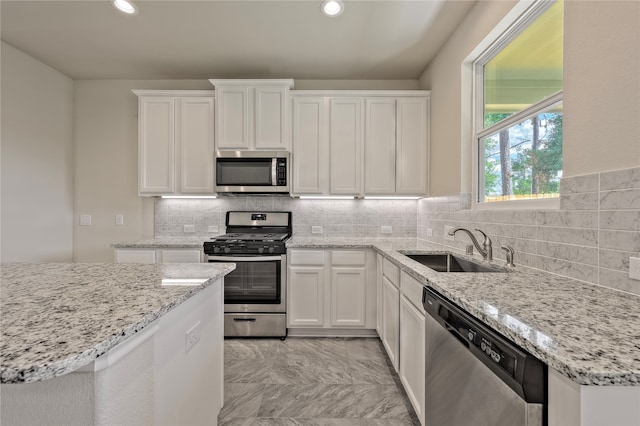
[468,0,562,210]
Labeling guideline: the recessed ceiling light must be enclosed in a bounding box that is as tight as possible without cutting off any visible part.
[321,0,344,17]
[112,0,138,15]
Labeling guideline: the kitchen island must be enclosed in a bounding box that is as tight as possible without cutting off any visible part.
[0,262,235,425]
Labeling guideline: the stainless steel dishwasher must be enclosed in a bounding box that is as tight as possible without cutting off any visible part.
[422,287,547,426]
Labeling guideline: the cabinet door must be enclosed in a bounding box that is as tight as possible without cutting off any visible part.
[365,98,396,194]
[376,254,384,337]
[138,97,175,194]
[160,249,202,263]
[396,97,428,195]
[178,98,215,194]
[292,97,328,195]
[216,86,249,149]
[381,275,400,372]
[330,98,363,195]
[400,294,426,425]
[254,86,288,150]
[288,266,325,327]
[330,267,366,327]
[114,249,157,263]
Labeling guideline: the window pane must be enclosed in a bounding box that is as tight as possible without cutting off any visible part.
[481,104,562,202]
[483,1,563,127]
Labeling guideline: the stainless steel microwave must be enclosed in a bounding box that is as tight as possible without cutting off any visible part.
[215,151,289,194]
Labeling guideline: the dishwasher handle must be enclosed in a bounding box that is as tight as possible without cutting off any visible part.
[444,322,470,348]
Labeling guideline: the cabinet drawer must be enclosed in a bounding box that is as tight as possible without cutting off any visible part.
[161,249,202,263]
[114,249,157,263]
[383,257,400,286]
[331,250,366,266]
[289,250,325,266]
[401,271,425,312]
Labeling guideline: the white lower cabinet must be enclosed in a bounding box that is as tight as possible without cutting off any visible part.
[399,271,426,426]
[380,257,400,371]
[287,249,375,332]
[114,248,202,263]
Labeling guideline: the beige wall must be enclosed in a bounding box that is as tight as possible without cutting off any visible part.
[73,80,211,262]
[563,0,640,177]
[1,42,74,262]
[420,0,640,195]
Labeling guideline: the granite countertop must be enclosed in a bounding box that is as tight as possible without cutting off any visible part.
[0,262,235,384]
[287,237,640,386]
[106,236,640,386]
[112,237,207,249]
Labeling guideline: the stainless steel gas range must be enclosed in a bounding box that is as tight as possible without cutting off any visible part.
[203,211,291,338]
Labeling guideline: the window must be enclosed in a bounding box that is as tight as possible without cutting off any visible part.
[474,0,563,205]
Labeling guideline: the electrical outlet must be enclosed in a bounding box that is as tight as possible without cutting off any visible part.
[115,214,124,226]
[183,224,195,233]
[444,225,455,241]
[312,226,323,234]
[79,214,92,226]
[381,226,392,234]
[630,257,640,280]
[208,225,219,233]
[185,321,202,353]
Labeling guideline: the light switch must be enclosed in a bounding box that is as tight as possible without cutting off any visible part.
[79,214,92,226]
[115,214,124,226]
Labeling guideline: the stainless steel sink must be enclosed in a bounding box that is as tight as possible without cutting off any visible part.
[402,253,506,273]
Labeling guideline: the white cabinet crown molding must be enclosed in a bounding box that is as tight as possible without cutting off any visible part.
[132,90,215,97]
[291,90,430,98]
[209,79,294,89]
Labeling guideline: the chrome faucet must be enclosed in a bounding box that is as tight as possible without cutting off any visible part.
[447,227,493,261]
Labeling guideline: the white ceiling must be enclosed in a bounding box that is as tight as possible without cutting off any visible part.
[1,0,476,81]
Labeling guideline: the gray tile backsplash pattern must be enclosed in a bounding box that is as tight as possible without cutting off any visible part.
[154,167,639,294]
[155,197,418,239]
[418,167,640,295]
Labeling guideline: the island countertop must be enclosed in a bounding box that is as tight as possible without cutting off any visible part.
[0,262,235,384]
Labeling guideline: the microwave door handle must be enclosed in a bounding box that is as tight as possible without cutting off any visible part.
[272,158,277,186]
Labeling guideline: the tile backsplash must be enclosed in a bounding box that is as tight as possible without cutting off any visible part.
[155,166,640,295]
[418,167,640,295]
[155,197,418,239]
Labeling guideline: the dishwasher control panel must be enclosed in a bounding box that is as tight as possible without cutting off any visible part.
[441,305,517,377]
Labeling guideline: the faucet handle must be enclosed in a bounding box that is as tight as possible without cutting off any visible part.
[475,229,492,261]
[501,245,515,267]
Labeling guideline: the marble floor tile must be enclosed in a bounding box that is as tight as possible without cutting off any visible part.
[360,419,415,426]
[275,337,348,360]
[225,338,280,360]
[343,338,388,361]
[353,385,412,421]
[349,359,395,385]
[223,418,363,426]
[219,383,265,421]
[268,355,352,384]
[225,358,274,383]
[258,384,359,418]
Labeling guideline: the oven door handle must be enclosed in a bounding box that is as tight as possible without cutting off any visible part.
[208,255,283,262]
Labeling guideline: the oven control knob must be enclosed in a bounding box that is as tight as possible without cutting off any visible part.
[258,247,265,254]
[224,247,231,254]
[468,331,475,342]
[268,247,275,253]
[213,246,220,253]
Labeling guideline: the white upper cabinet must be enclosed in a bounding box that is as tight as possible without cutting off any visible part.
[396,97,429,195]
[292,91,429,197]
[329,98,363,195]
[292,97,328,194]
[134,90,215,196]
[365,98,397,194]
[210,79,294,151]
[364,95,430,196]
